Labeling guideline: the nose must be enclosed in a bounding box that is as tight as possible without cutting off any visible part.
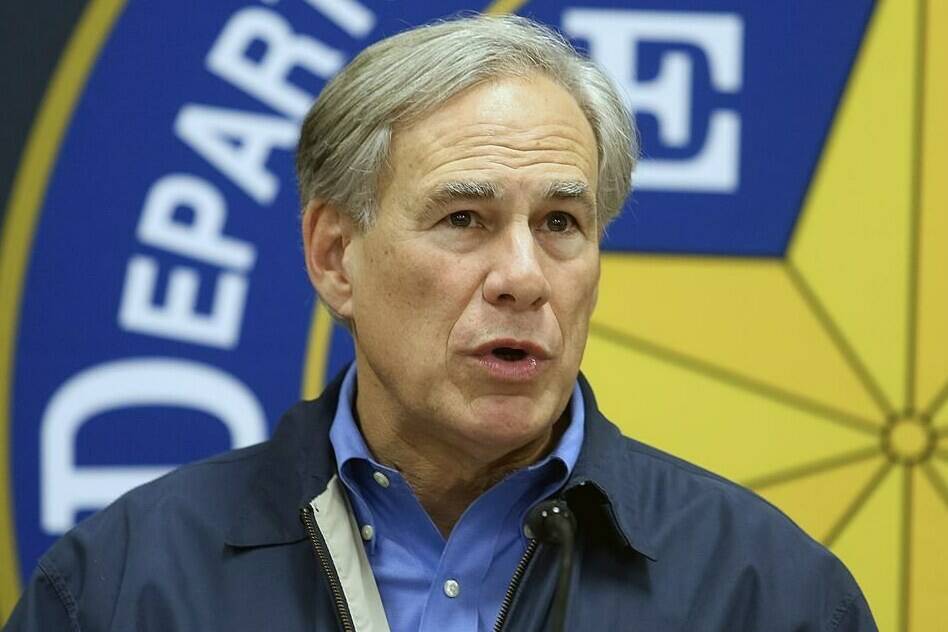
[483,224,551,310]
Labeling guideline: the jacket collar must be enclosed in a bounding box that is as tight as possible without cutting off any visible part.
[226,369,658,561]
[224,370,345,547]
[566,374,659,561]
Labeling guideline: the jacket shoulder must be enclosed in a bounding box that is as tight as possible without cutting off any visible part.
[24,398,332,629]
[619,430,838,560]
[608,428,872,629]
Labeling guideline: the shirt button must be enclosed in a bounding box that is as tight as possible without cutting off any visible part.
[443,579,460,598]
[372,471,390,488]
[360,525,374,541]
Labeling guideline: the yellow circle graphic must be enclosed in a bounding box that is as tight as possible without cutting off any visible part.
[581,1,947,630]
[884,417,935,464]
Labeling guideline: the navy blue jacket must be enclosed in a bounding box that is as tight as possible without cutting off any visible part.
[5,372,876,631]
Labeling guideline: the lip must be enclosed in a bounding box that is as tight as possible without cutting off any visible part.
[470,339,551,359]
[468,338,552,382]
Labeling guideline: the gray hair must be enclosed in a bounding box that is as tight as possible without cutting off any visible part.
[296,13,637,232]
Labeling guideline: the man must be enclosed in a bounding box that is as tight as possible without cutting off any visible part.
[5,14,875,632]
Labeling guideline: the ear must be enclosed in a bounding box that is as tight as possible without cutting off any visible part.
[302,199,356,319]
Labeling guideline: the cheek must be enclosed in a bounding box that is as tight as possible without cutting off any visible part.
[359,242,470,329]
[555,261,599,340]
[363,256,421,322]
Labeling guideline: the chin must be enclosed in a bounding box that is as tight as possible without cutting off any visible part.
[463,394,555,446]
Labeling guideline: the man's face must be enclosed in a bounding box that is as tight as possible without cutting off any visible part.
[345,74,601,459]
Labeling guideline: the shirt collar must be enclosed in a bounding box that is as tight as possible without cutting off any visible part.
[225,367,658,562]
[329,363,586,484]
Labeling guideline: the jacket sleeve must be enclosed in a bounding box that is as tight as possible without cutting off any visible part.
[2,561,79,632]
[827,589,878,632]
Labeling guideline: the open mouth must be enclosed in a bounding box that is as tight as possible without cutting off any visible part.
[475,341,545,380]
[491,347,529,362]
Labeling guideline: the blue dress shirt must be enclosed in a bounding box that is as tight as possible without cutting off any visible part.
[329,364,584,632]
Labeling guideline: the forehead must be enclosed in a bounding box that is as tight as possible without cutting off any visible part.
[382,74,599,204]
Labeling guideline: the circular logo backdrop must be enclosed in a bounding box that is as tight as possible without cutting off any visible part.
[2,0,945,629]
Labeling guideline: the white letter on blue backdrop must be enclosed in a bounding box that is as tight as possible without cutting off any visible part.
[175,103,297,204]
[41,358,266,533]
[207,7,345,120]
[563,9,744,193]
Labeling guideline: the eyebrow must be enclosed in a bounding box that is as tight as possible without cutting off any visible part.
[419,180,500,222]
[419,178,596,220]
[546,179,594,202]
[426,180,500,206]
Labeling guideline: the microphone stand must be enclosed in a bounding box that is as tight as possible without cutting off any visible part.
[525,500,577,632]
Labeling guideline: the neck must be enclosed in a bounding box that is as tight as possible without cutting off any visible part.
[352,367,566,537]
[364,420,561,537]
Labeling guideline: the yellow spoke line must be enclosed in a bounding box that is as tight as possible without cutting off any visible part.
[589,321,882,436]
[822,459,893,547]
[779,1,902,420]
[921,463,948,509]
[784,262,897,418]
[904,0,930,416]
[742,447,880,490]
[898,466,913,632]
[921,379,948,420]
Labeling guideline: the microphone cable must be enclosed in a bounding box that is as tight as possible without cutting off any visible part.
[525,499,577,632]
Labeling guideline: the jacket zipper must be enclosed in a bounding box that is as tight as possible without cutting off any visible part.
[300,505,356,632]
[493,538,539,632]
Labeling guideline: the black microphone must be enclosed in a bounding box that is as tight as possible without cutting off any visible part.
[525,499,577,632]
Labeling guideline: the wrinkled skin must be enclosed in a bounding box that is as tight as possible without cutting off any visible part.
[304,74,601,528]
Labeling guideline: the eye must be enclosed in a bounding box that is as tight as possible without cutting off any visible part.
[544,211,575,233]
[448,211,474,228]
